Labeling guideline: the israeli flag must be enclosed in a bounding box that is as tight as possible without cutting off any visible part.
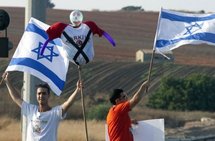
[6,17,69,96]
[155,9,215,53]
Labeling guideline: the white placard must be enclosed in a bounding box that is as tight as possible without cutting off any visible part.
[105,119,165,141]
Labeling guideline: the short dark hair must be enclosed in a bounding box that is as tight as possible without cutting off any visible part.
[109,89,123,105]
[36,83,51,94]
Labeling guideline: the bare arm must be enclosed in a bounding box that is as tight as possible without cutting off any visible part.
[129,80,149,109]
[2,72,23,108]
[61,80,82,115]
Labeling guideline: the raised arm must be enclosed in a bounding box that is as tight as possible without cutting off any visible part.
[129,80,149,109]
[2,72,23,108]
[84,21,116,46]
[61,80,82,115]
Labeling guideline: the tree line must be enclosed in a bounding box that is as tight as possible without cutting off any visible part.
[147,73,215,111]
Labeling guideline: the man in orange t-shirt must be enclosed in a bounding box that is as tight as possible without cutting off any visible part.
[106,80,148,141]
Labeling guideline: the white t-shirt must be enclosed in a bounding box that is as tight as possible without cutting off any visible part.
[21,101,65,141]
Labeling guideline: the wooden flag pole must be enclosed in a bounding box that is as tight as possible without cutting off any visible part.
[0,72,6,85]
[0,77,4,85]
[145,8,162,92]
[147,49,156,85]
[145,49,155,93]
[78,65,89,141]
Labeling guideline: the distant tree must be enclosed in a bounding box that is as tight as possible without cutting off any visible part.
[87,104,110,120]
[199,10,205,14]
[147,77,186,110]
[183,73,215,111]
[121,6,144,11]
[147,73,215,111]
[47,0,55,9]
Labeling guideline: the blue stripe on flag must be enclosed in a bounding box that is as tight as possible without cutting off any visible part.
[156,32,215,48]
[26,23,48,39]
[26,23,56,45]
[161,11,215,23]
[9,58,65,91]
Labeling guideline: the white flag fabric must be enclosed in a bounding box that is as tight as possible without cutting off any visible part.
[155,9,215,53]
[6,17,69,96]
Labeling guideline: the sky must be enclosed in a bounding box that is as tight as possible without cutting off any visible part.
[0,0,215,13]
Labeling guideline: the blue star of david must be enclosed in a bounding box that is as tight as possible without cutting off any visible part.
[183,22,203,35]
[32,42,59,62]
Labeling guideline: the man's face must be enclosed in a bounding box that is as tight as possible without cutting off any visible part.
[36,87,49,105]
[116,92,128,104]
[119,92,128,101]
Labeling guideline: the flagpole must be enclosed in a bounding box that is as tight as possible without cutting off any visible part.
[146,8,162,90]
[147,50,155,85]
[0,71,7,85]
[78,65,89,141]
[0,77,5,85]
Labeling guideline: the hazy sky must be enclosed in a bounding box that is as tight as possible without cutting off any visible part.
[0,0,215,12]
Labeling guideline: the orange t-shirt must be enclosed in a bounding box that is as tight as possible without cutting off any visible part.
[106,101,133,141]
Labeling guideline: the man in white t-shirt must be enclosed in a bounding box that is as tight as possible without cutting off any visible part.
[2,72,82,141]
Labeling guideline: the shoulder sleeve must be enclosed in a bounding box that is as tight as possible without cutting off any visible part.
[83,21,104,37]
[46,22,68,40]
[115,101,131,114]
[53,105,67,120]
[21,101,36,116]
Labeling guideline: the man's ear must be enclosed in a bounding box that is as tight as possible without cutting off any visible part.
[115,98,120,104]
